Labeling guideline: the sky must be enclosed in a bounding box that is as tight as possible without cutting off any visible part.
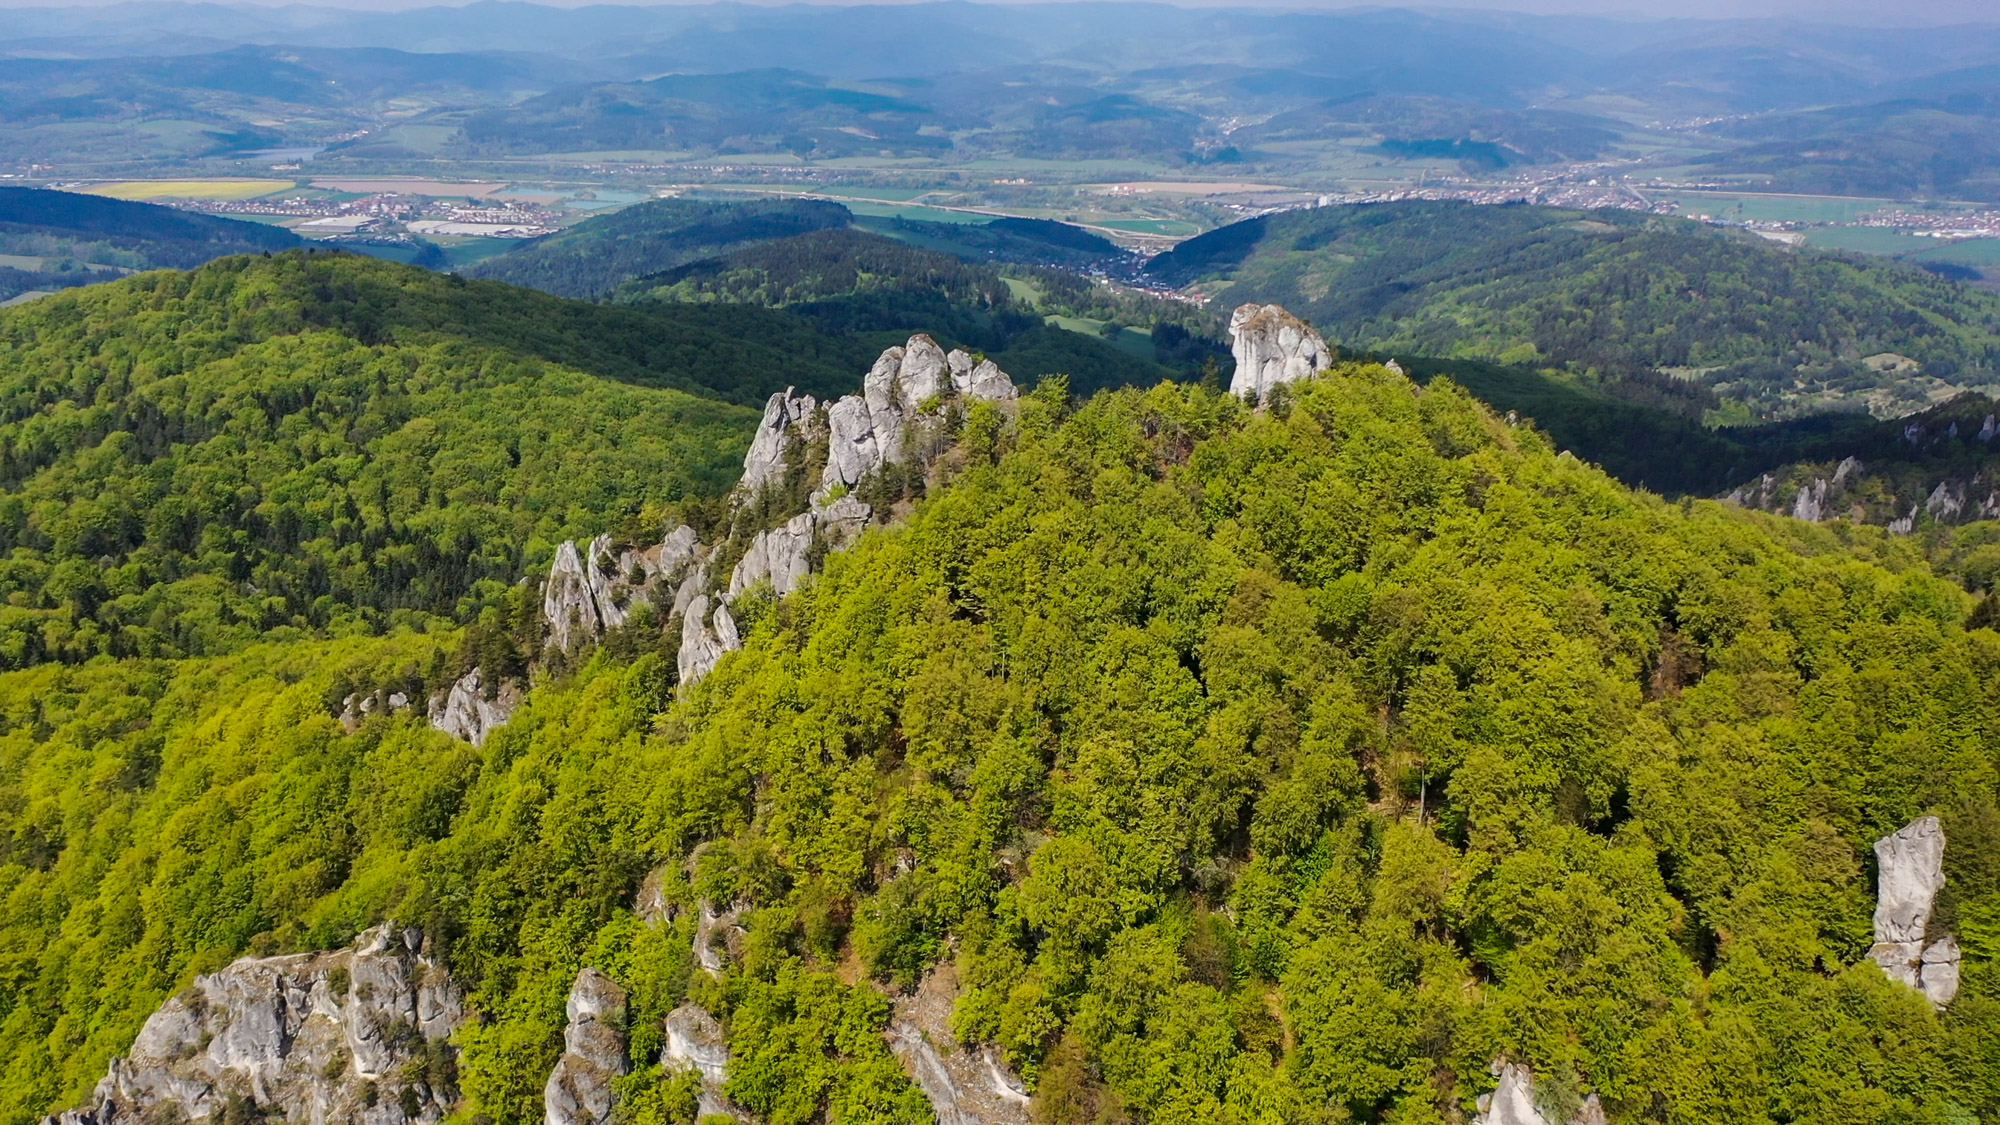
[1,0,1994,22]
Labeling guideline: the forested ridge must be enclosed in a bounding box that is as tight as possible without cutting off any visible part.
[1149,201,2000,418]
[0,346,1995,1125]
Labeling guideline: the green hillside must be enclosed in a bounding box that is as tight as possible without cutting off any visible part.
[0,186,300,302]
[0,250,856,667]
[1,362,1995,1125]
[1147,201,2000,418]
[466,197,854,299]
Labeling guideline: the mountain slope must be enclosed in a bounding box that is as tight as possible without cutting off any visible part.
[1147,200,2000,418]
[4,362,1996,1125]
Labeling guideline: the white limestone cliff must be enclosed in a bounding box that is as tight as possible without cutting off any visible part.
[729,493,873,598]
[676,595,740,687]
[543,969,628,1125]
[1474,1062,1605,1125]
[1869,815,1960,1006]
[886,967,1030,1125]
[1228,303,1333,400]
[739,389,821,502]
[44,926,463,1125]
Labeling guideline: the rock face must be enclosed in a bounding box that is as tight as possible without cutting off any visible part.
[1869,815,1960,1006]
[886,967,1030,1125]
[1474,1062,1605,1125]
[544,530,707,654]
[739,389,820,501]
[541,337,1017,691]
[1229,303,1333,400]
[817,334,1018,498]
[660,1005,736,1120]
[544,969,629,1125]
[46,926,463,1125]
[428,667,519,747]
[729,493,874,598]
[677,596,740,687]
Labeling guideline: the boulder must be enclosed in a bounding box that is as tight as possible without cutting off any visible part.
[544,969,628,1125]
[43,926,463,1125]
[428,667,519,747]
[1228,303,1333,400]
[661,1005,737,1120]
[1869,815,1959,1006]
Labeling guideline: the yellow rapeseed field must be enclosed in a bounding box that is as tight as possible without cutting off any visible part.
[82,179,296,201]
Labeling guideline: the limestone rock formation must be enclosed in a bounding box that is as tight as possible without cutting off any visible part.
[428,666,519,747]
[693,901,745,977]
[676,596,740,688]
[729,493,874,598]
[660,1005,736,1120]
[1474,1062,1605,1125]
[45,926,463,1125]
[544,530,709,654]
[819,335,1019,497]
[886,967,1030,1125]
[1229,303,1333,400]
[544,969,629,1125]
[738,389,820,501]
[1869,815,1960,1006]
[339,690,412,731]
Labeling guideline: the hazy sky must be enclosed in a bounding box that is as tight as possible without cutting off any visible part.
[3,0,1995,22]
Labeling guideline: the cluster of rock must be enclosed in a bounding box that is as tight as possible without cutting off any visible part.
[528,334,1020,698]
[1869,815,1960,1007]
[1723,404,2000,531]
[1228,303,1334,400]
[46,926,464,1125]
[1474,1062,1605,1125]
[427,667,522,748]
[1725,456,2000,531]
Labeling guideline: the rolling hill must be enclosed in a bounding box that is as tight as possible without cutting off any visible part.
[0,186,299,302]
[1148,200,2000,419]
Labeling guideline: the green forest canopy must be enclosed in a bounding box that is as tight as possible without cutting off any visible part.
[0,357,1994,1125]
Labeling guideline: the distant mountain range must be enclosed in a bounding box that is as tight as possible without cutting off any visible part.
[10,3,2000,193]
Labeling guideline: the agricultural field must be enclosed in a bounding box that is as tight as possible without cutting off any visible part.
[83,179,296,200]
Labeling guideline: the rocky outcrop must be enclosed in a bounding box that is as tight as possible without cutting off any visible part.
[1475,1062,1605,1125]
[544,530,708,654]
[693,901,744,977]
[339,690,412,732]
[819,335,1018,498]
[729,493,873,598]
[1869,815,1960,1006]
[677,596,740,687]
[1228,303,1333,400]
[544,969,628,1125]
[886,968,1030,1125]
[739,389,821,501]
[46,926,462,1125]
[660,1005,736,1120]
[543,337,1018,692]
[428,667,519,747]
